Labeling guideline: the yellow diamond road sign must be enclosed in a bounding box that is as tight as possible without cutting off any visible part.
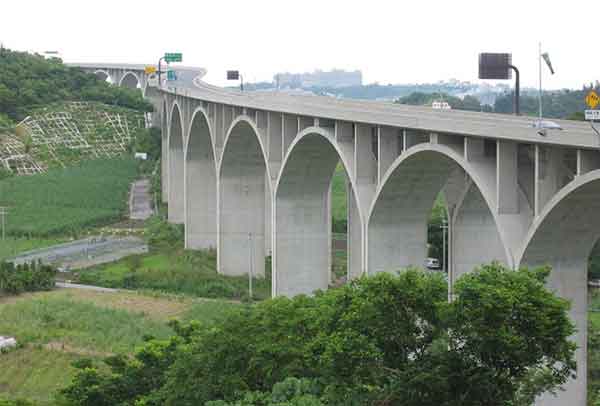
[586,90,600,109]
[144,66,157,75]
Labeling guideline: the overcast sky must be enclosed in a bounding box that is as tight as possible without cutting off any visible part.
[1,0,596,89]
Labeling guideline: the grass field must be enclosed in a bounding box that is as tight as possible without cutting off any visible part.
[0,288,238,404]
[0,158,138,237]
[76,249,272,301]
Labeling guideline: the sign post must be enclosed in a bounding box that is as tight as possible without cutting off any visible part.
[585,90,600,136]
[586,90,599,110]
[478,53,520,115]
[227,70,243,91]
[158,53,183,86]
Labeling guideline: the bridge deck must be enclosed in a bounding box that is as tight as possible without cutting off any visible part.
[167,81,598,150]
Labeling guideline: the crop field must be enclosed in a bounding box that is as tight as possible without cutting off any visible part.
[0,288,238,404]
[0,158,138,237]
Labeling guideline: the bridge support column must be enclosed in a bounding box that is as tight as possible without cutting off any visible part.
[219,121,267,277]
[168,106,184,224]
[185,110,217,250]
[275,131,355,296]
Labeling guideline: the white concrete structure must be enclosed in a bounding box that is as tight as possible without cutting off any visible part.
[71,63,600,405]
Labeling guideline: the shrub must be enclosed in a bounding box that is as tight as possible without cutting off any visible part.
[0,261,56,295]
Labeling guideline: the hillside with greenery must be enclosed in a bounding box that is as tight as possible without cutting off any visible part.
[396,91,492,112]
[493,82,600,119]
[0,47,152,130]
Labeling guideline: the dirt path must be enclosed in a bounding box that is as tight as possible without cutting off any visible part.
[129,178,154,221]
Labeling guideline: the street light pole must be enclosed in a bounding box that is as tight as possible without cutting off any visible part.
[158,56,165,88]
[508,64,520,115]
[538,42,543,121]
[440,218,448,272]
[248,232,253,301]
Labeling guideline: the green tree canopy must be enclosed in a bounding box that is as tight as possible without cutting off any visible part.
[0,47,152,124]
[61,264,575,406]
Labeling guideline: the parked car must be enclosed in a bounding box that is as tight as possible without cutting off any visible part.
[425,257,440,270]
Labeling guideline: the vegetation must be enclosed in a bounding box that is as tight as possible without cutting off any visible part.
[494,82,600,119]
[0,158,138,237]
[0,261,56,296]
[17,101,149,169]
[0,288,237,404]
[76,216,272,301]
[0,47,152,125]
[61,263,575,406]
[330,165,347,234]
[397,91,491,112]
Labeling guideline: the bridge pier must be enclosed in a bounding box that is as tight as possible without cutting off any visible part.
[218,119,268,277]
[168,104,184,224]
[185,108,217,250]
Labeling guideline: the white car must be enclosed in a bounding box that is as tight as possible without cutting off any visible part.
[425,257,440,270]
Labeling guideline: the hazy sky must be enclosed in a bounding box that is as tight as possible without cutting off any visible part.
[1,0,596,89]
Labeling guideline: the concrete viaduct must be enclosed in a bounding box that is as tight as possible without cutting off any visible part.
[73,63,600,406]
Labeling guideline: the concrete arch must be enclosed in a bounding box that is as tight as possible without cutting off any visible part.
[367,143,511,278]
[274,127,363,297]
[185,107,217,250]
[518,170,600,406]
[93,69,111,83]
[168,101,185,223]
[143,75,161,99]
[218,116,272,277]
[119,71,140,89]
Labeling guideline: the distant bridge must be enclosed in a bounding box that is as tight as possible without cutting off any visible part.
[72,62,600,406]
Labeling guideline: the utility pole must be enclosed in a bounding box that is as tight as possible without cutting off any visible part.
[440,218,448,272]
[0,207,7,241]
[538,42,543,121]
[248,232,254,301]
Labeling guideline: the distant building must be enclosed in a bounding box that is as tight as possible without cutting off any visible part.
[275,69,362,89]
[432,100,452,110]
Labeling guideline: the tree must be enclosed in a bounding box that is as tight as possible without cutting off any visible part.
[0,48,153,123]
[61,264,575,406]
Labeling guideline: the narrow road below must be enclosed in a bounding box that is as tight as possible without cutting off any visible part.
[130,178,153,221]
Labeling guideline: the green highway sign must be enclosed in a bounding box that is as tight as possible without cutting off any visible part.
[167,70,177,81]
[164,52,182,63]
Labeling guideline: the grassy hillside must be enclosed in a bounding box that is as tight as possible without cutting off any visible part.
[0,158,138,237]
